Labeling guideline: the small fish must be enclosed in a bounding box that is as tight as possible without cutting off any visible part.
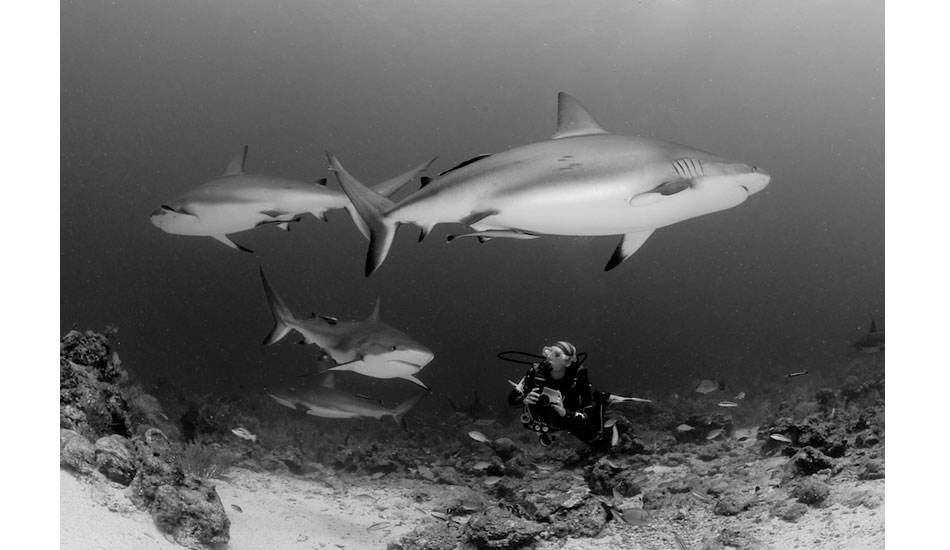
[770,433,792,443]
[706,428,723,440]
[737,436,749,442]
[676,424,695,432]
[717,401,739,408]
[368,521,391,532]
[673,533,688,550]
[484,476,503,485]
[735,391,746,400]
[690,491,711,504]
[472,419,495,426]
[694,379,725,394]
[786,371,809,378]
[230,504,243,513]
[472,461,491,470]
[230,426,258,443]
[468,430,489,443]
[620,507,651,526]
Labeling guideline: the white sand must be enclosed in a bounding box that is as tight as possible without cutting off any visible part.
[61,467,884,550]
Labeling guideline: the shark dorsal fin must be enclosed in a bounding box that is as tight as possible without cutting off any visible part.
[320,372,337,389]
[367,298,381,322]
[222,146,249,177]
[552,92,609,140]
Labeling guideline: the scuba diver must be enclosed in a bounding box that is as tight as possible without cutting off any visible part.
[506,341,649,449]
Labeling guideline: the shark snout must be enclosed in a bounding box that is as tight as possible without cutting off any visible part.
[739,165,770,195]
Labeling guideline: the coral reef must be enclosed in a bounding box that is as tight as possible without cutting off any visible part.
[59,329,230,549]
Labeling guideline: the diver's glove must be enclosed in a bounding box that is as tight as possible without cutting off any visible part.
[572,412,588,421]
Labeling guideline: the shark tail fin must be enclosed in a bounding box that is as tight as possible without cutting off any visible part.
[259,266,296,346]
[391,391,428,428]
[328,153,400,276]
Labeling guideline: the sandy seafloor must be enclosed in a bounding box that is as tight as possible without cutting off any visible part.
[61,458,884,550]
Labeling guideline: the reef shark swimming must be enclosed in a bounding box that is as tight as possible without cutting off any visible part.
[269,373,426,426]
[330,92,770,275]
[150,145,435,252]
[259,266,435,390]
[851,319,884,353]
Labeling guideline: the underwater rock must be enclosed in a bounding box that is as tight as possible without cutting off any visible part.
[129,430,229,548]
[791,478,831,506]
[490,437,520,461]
[60,428,96,475]
[709,526,765,549]
[463,505,544,549]
[550,498,610,538]
[856,457,885,480]
[790,446,835,476]
[60,330,133,440]
[771,500,809,522]
[262,445,307,475]
[388,521,463,550]
[94,434,137,486]
[712,494,753,516]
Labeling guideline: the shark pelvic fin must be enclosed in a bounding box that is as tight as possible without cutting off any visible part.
[604,229,655,271]
[328,153,399,276]
[552,92,609,139]
[213,234,253,253]
[222,146,249,177]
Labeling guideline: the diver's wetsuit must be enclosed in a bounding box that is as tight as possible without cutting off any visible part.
[508,361,614,449]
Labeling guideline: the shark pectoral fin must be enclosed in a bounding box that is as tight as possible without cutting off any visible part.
[604,230,655,271]
[401,374,430,391]
[655,178,691,196]
[222,146,249,177]
[460,210,499,227]
[628,179,691,207]
[268,394,299,410]
[212,234,253,253]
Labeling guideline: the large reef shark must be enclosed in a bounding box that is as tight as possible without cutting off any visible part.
[851,319,884,353]
[269,373,426,426]
[259,266,434,390]
[330,92,771,275]
[150,145,435,252]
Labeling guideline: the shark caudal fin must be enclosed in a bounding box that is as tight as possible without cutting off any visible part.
[327,153,400,276]
[390,390,428,428]
[259,266,297,346]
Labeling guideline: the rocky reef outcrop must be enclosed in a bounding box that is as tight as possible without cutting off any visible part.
[60,329,229,549]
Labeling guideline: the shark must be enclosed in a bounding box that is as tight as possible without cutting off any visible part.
[150,145,435,252]
[851,319,884,353]
[259,266,435,390]
[329,92,770,275]
[269,373,426,426]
